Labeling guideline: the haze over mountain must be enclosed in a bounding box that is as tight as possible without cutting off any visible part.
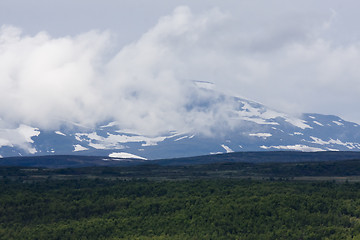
[1,2,360,159]
[1,81,359,160]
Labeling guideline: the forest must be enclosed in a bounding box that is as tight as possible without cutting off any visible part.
[2,177,360,239]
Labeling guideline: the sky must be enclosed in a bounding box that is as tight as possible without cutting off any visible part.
[1,0,360,135]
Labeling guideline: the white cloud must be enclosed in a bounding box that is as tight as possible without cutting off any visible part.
[0,7,236,136]
[0,122,39,153]
[1,4,360,139]
[0,25,110,129]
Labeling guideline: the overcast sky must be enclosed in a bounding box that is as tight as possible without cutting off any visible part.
[1,0,360,134]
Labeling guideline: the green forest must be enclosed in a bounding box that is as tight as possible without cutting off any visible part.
[2,178,360,239]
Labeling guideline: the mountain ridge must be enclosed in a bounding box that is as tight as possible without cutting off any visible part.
[1,82,360,159]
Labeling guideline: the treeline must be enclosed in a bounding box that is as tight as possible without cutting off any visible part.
[3,159,360,181]
[2,179,360,239]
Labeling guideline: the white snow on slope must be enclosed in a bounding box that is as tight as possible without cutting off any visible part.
[313,121,324,126]
[221,144,234,153]
[333,121,344,126]
[249,133,272,139]
[75,132,170,149]
[100,121,118,128]
[55,131,66,136]
[109,152,147,160]
[240,117,279,125]
[260,144,324,152]
[234,102,279,125]
[174,136,188,141]
[284,118,312,129]
[233,101,312,129]
[310,137,332,145]
[73,144,89,152]
[326,148,339,151]
[210,151,224,155]
[310,137,360,150]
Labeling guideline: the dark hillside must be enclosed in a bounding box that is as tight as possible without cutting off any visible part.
[2,151,360,168]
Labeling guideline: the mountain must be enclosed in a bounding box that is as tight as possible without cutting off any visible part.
[1,81,360,160]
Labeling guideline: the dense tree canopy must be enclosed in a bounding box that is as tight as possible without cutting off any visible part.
[1,178,360,239]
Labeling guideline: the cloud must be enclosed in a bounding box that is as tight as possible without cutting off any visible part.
[1,5,360,139]
[0,25,110,129]
[0,7,235,136]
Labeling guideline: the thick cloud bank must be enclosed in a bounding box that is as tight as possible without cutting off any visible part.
[0,7,233,135]
[0,25,110,129]
[1,6,360,135]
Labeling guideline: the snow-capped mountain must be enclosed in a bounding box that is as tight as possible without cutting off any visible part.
[1,81,360,160]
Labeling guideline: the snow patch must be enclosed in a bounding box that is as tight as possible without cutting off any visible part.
[75,132,168,149]
[174,136,188,141]
[333,121,344,126]
[27,147,37,154]
[309,137,330,145]
[249,133,272,139]
[284,118,312,129]
[73,144,89,152]
[100,121,118,128]
[221,144,234,153]
[240,117,279,125]
[90,142,122,150]
[166,132,185,139]
[109,152,147,160]
[233,100,312,129]
[55,131,66,136]
[313,121,324,126]
[310,137,360,149]
[234,102,280,125]
[260,144,324,152]
[210,152,223,155]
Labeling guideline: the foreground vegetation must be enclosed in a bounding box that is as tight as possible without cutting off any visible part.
[2,177,360,239]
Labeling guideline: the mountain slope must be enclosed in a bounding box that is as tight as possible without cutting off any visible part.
[1,81,360,159]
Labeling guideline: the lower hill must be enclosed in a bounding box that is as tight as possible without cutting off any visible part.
[1,151,360,168]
